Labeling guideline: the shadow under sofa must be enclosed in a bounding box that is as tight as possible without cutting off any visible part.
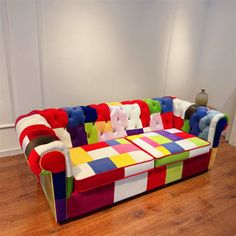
[15,96,228,223]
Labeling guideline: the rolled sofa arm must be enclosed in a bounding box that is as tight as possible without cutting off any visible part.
[16,111,73,222]
[172,98,228,147]
[16,112,71,175]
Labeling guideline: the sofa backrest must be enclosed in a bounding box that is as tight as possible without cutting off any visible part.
[16,96,228,151]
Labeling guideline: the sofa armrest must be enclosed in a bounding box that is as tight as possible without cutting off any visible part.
[16,112,73,195]
[172,98,228,148]
[198,110,228,148]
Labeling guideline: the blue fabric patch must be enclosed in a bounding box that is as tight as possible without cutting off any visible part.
[88,158,117,174]
[81,106,98,123]
[190,107,208,136]
[52,171,66,200]
[162,142,184,154]
[105,139,120,146]
[63,106,85,127]
[152,97,173,113]
[213,117,227,148]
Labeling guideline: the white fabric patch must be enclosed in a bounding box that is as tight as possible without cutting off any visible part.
[35,140,72,177]
[16,114,50,138]
[142,132,160,137]
[54,128,72,148]
[143,127,152,133]
[208,113,224,148]
[72,163,95,180]
[132,139,163,158]
[165,128,181,134]
[87,147,119,160]
[175,139,198,150]
[124,160,154,177]
[121,104,143,130]
[173,98,193,119]
[114,172,147,202]
[128,150,154,162]
[22,136,30,152]
[189,145,210,158]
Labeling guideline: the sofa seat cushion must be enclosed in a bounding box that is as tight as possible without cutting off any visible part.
[70,138,154,192]
[126,128,210,167]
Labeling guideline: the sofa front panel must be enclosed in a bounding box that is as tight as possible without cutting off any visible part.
[67,153,211,220]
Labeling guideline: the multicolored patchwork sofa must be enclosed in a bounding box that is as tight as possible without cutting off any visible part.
[15,97,228,223]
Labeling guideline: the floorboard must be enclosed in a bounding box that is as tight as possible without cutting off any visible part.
[0,139,235,236]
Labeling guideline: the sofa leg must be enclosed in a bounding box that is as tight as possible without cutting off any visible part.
[208,148,218,169]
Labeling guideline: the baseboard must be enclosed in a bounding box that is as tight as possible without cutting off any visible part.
[0,147,23,158]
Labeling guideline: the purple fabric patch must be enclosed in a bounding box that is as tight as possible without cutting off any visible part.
[67,183,114,218]
[156,130,181,141]
[67,125,88,147]
[55,199,66,222]
[126,128,143,136]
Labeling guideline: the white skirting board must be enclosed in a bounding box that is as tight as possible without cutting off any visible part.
[0,127,22,158]
[0,148,22,158]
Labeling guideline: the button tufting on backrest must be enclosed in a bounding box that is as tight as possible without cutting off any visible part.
[122,100,150,128]
[39,108,68,129]
[63,106,85,128]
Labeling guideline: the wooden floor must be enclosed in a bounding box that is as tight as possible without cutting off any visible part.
[0,139,236,236]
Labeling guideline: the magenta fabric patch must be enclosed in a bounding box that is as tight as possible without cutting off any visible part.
[141,136,160,147]
[112,144,139,154]
[67,183,114,218]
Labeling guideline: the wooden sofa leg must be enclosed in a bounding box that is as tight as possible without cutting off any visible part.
[208,148,218,169]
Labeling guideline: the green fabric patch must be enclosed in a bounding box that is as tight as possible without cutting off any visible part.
[40,169,51,176]
[181,120,190,133]
[165,161,183,184]
[189,137,209,146]
[155,151,189,167]
[66,176,73,198]
[149,135,172,144]
[144,98,161,114]
[84,122,98,144]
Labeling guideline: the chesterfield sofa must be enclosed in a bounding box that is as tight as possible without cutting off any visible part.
[15,96,228,223]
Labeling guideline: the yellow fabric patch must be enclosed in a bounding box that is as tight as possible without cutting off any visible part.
[116,138,130,144]
[110,153,135,168]
[156,146,171,155]
[106,102,122,106]
[126,134,143,141]
[69,148,93,166]
[95,121,113,133]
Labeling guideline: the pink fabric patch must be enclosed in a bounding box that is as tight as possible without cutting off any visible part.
[150,113,164,131]
[141,136,160,147]
[113,144,139,154]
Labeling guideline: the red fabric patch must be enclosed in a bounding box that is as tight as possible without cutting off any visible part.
[161,112,173,129]
[121,100,150,127]
[81,141,109,151]
[175,131,195,139]
[173,116,184,129]
[89,103,110,122]
[19,124,57,146]
[40,151,65,173]
[68,183,114,218]
[39,108,68,128]
[15,110,40,125]
[182,152,210,178]
[74,168,124,192]
[28,150,41,176]
[147,166,166,190]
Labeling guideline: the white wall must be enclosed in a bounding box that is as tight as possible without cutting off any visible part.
[0,0,236,156]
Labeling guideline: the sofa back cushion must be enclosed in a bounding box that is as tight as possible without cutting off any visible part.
[16,97,174,149]
[59,98,167,148]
